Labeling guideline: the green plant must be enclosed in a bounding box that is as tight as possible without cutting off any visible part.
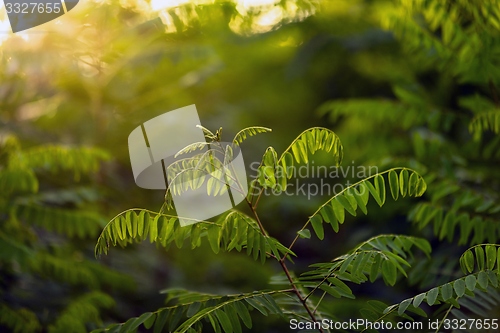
[314,0,500,330]
[0,136,134,333]
[93,126,432,332]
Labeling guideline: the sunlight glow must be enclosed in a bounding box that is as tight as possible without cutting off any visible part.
[150,0,280,11]
[0,0,312,45]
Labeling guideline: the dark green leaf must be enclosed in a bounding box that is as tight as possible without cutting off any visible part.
[310,215,324,240]
[388,170,399,200]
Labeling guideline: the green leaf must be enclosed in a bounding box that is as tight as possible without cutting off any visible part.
[186,303,201,318]
[477,271,489,289]
[382,260,397,286]
[252,232,260,261]
[291,143,301,164]
[310,215,324,240]
[153,310,168,333]
[297,229,311,239]
[463,250,475,273]
[398,299,411,315]
[208,313,222,333]
[331,199,345,224]
[234,301,252,329]
[328,277,353,298]
[113,217,124,240]
[214,309,233,333]
[336,194,356,216]
[319,206,333,223]
[498,247,500,274]
[149,214,159,243]
[475,246,485,270]
[487,270,498,287]
[224,305,242,333]
[280,128,343,167]
[262,294,282,315]
[128,211,137,238]
[486,245,497,270]
[207,226,221,254]
[282,152,294,178]
[412,293,425,308]
[143,313,156,329]
[232,127,272,145]
[245,298,267,316]
[388,170,399,200]
[399,169,409,197]
[453,279,466,297]
[366,179,383,207]
[408,172,425,196]
[319,284,341,298]
[339,254,355,274]
[426,287,439,306]
[497,247,500,274]
[375,174,386,206]
[297,140,308,164]
[465,275,476,291]
[330,216,339,233]
[441,283,453,301]
[370,253,382,282]
[353,185,368,215]
[352,252,371,276]
[137,211,145,238]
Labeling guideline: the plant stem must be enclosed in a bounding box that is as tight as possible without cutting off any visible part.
[279,259,325,332]
[246,199,323,332]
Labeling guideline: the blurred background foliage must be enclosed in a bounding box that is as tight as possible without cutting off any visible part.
[1,0,500,332]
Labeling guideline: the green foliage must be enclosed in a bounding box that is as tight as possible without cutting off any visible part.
[304,168,426,240]
[383,0,500,83]
[300,235,431,294]
[15,204,106,238]
[0,137,132,333]
[470,111,500,140]
[314,0,500,330]
[94,126,428,332]
[3,0,500,331]
[8,145,110,180]
[91,289,286,333]
[232,126,272,145]
[0,304,41,333]
[48,292,115,333]
[252,127,343,192]
[367,245,500,329]
[95,209,292,263]
[281,127,343,166]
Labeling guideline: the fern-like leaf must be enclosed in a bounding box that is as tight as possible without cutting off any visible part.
[364,244,500,330]
[409,187,500,245]
[95,209,293,263]
[90,289,288,333]
[48,291,115,333]
[302,168,426,240]
[299,234,431,304]
[0,305,41,333]
[232,126,272,145]
[15,204,106,239]
[174,142,211,157]
[9,145,110,180]
[469,111,500,140]
[280,127,343,165]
